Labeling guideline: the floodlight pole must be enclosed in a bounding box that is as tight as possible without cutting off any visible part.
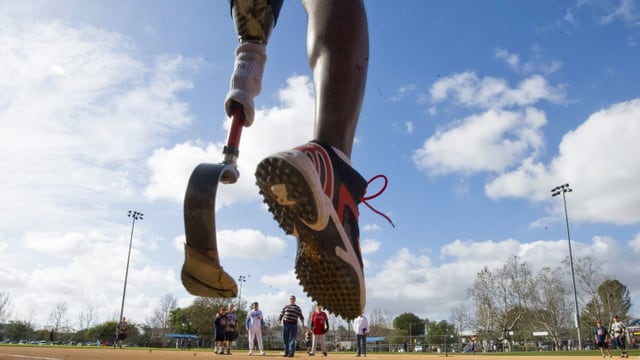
[551,184,581,350]
[118,210,143,324]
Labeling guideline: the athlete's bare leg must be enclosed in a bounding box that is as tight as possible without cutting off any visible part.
[303,0,369,157]
[254,0,378,319]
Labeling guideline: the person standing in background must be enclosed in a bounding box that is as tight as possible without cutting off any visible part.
[309,304,329,356]
[611,315,628,358]
[225,302,238,355]
[115,316,128,349]
[353,314,368,357]
[595,319,612,358]
[279,295,305,357]
[246,301,265,355]
[214,306,227,354]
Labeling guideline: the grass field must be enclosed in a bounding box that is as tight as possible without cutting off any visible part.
[0,346,636,360]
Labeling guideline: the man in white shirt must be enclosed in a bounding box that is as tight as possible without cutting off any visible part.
[353,314,369,357]
[611,315,628,358]
[246,302,265,355]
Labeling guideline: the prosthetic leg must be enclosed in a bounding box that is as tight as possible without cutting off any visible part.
[181,0,276,297]
[225,0,277,126]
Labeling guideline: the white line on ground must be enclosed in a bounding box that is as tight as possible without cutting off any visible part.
[0,353,62,360]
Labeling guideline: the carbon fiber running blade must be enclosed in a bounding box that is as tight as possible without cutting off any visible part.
[182,163,238,297]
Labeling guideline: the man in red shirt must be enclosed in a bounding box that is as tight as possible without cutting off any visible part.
[309,304,330,356]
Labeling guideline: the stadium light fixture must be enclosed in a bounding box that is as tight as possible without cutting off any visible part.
[237,274,250,303]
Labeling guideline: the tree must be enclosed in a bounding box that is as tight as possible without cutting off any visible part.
[369,308,390,326]
[392,312,425,348]
[85,321,118,344]
[48,302,69,341]
[367,308,391,337]
[22,306,37,327]
[598,279,631,322]
[151,293,177,333]
[570,256,604,301]
[169,307,191,334]
[450,305,472,351]
[573,255,609,340]
[530,266,572,350]
[78,304,98,330]
[462,255,636,350]
[393,312,425,336]
[468,256,536,350]
[425,319,456,343]
[5,320,35,341]
[263,314,282,350]
[583,278,632,328]
[450,305,472,336]
[137,323,154,347]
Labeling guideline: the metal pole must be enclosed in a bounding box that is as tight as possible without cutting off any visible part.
[552,184,581,350]
[444,335,448,357]
[562,191,582,350]
[118,210,143,323]
[409,321,411,351]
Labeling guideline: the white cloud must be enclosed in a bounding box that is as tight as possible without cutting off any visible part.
[430,72,566,109]
[564,7,577,25]
[485,157,554,201]
[567,0,640,45]
[260,270,302,295]
[418,73,640,227]
[390,84,418,102]
[145,142,223,203]
[405,121,414,134]
[0,18,196,237]
[413,107,547,175]
[362,223,382,232]
[218,229,287,260]
[495,48,520,71]
[0,14,202,327]
[629,232,640,254]
[600,0,638,25]
[23,231,104,256]
[369,248,434,300]
[361,238,381,254]
[488,98,640,225]
[496,47,562,75]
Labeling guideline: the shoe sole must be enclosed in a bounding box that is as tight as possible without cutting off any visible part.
[255,155,364,319]
[256,153,329,233]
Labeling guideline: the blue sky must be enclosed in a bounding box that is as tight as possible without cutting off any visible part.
[2,0,640,329]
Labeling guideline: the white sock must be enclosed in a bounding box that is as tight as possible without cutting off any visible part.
[225,41,267,127]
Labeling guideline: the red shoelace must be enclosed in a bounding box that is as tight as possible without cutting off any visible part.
[361,174,395,227]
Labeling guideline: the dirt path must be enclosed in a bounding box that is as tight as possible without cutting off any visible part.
[0,346,612,360]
